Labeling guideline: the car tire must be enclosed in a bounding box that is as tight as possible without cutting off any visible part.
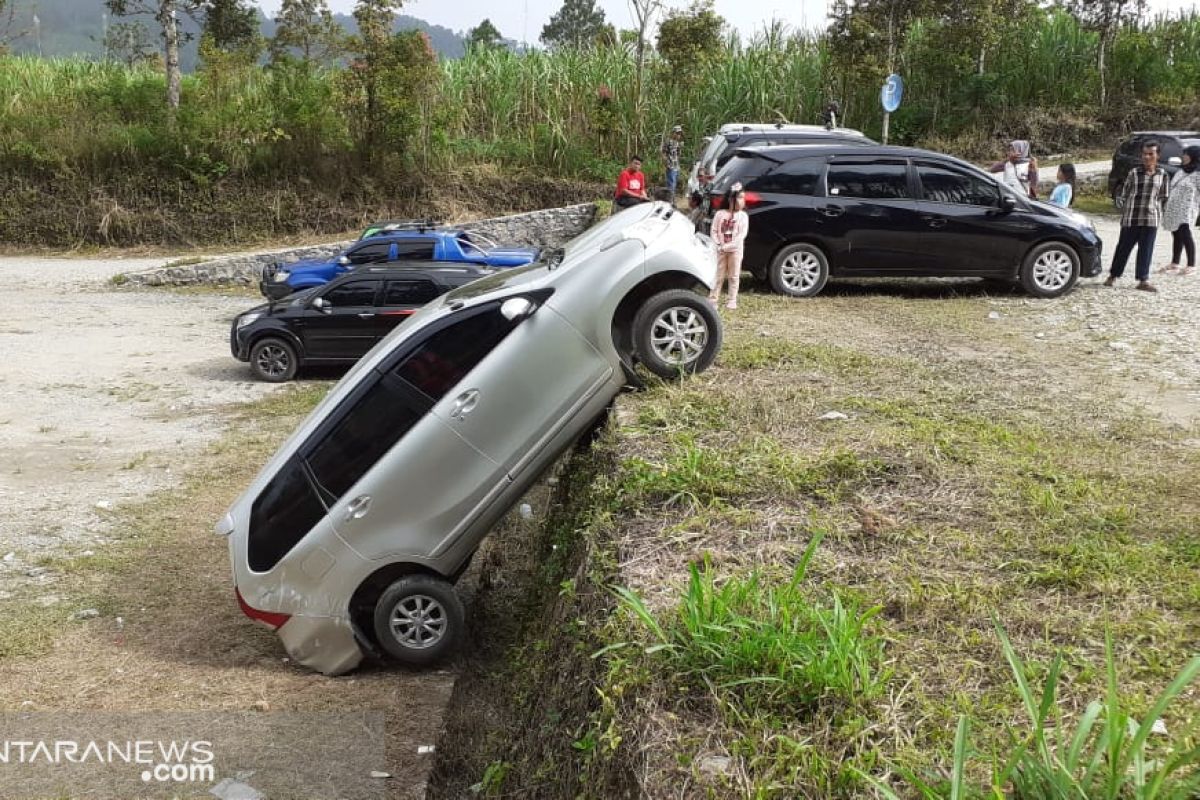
[1020,242,1079,298]
[769,243,829,297]
[249,337,298,383]
[632,289,722,379]
[373,575,464,667]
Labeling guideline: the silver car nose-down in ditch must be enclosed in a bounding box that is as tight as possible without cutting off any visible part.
[215,202,722,674]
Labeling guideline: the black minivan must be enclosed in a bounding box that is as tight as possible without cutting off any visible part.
[701,144,1103,298]
[1107,131,1200,203]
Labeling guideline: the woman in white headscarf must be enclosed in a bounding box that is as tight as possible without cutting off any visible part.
[990,140,1039,199]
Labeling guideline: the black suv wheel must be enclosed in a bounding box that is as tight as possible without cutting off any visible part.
[249,337,298,382]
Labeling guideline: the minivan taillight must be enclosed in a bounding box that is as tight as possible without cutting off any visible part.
[710,195,725,210]
[236,587,291,630]
[743,191,763,208]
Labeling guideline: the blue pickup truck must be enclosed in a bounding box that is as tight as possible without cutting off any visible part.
[260,227,540,300]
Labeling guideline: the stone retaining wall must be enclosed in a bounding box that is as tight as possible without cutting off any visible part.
[122,203,597,287]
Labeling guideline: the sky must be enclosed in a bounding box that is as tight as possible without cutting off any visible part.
[256,0,1194,45]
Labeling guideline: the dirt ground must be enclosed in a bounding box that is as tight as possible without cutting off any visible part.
[0,212,1195,798]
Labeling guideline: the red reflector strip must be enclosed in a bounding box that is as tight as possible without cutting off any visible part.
[379,310,416,316]
[235,587,291,630]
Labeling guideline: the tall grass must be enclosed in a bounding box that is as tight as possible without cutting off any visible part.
[1,9,1198,186]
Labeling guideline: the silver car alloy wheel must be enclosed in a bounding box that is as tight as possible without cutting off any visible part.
[1031,248,1074,292]
[389,593,447,650]
[781,251,822,293]
[254,344,291,379]
[650,306,710,367]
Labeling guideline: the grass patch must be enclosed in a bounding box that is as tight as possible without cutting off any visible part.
[1072,192,1119,217]
[612,534,886,718]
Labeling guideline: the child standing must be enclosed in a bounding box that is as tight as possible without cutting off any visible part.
[709,183,749,310]
[1161,145,1200,276]
[1049,163,1075,208]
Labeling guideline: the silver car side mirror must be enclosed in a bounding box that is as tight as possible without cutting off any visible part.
[312,297,332,314]
[500,297,536,321]
[1168,156,1183,166]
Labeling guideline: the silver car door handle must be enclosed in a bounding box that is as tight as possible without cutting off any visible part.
[357,312,376,319]
[449,389,480,420]
[344,495,372,521]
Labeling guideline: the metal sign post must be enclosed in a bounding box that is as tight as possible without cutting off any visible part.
[880,73,903,145]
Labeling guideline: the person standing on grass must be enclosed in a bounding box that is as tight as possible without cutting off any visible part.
[1105,140,1170,292]
[661,125,684,197]
[1050,163,1076,207]
[614,155,650,210]
[1161,145,1200,276]
[709,182,749,310]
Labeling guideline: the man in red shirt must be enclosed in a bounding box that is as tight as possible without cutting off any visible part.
[614,155,650,210]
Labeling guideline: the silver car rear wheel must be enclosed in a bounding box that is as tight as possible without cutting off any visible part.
[632,289,723,379]
[373,575,464,666]
[1020,242,1079,298]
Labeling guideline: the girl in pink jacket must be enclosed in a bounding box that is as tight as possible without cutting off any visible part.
[709,183,749,309]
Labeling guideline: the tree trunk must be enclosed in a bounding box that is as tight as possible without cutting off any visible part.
[158,0,181,112]
[1097,33,1107,108]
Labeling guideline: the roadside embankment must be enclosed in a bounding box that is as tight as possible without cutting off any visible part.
[117,204,597,287]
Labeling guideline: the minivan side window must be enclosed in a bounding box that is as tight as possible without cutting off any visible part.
[751,158,825,195]
[916,162,1000,207]
[827,160,911,199]
[394,305,522,401]
[248,457,329,572]
[323,280,380,307]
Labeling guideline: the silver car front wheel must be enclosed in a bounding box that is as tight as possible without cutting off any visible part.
[1020,242,1079,298]
[632,289,723,379]
[769,243,829,297]
[373,575,464,666]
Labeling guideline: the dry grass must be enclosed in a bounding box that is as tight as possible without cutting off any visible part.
[593,279,1200,797]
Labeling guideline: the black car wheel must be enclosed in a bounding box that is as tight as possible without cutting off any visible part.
[373,575,464,666]
[769,243,829,297]
[1020,242,1079,298]
[249,337,298,383]
[632,289,722,379]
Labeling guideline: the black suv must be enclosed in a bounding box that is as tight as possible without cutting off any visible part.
[699,144,1103,298]
[232,264,493,382]
[1108,131,1200,202]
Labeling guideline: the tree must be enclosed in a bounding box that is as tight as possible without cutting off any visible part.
[348,0,409,153]
[1064,0,1146,105]
[628,0,665,147]
[103,20,158,65]
[466,18,502,51]
[202,0,259,53]
[106,0,204,111]
[270,0,345,64]
[656,0,725,84]
[540,0,609,50]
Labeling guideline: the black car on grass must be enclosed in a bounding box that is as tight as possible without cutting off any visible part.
[232,264,493,382]
[698,144,1103,298]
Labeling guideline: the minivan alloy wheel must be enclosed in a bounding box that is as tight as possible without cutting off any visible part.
[651,307,709,367]
[388,594,446,649]
[780,251,822,292]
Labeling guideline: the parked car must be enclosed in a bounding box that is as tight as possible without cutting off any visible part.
[1108,130,1200,204]
[686,122,873,198]
[216,202,721,675]
[260,230,540,300]
[234,264,493,382]
[698,143,1102,298]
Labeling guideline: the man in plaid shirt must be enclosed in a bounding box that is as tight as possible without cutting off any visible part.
[1105,140,1171,292]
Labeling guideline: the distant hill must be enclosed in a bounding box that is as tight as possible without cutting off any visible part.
[0,0,484,65]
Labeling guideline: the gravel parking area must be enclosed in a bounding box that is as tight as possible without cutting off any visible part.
[0,256,279,591]
[986,214,1200,429]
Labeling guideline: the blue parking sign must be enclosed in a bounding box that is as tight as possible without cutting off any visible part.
[881,73,903,113]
